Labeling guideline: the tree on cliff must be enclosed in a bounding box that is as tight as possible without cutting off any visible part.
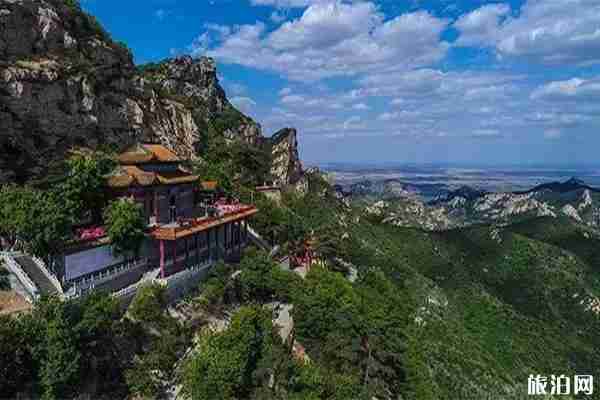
[103,198,146,257]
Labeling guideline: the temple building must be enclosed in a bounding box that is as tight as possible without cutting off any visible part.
[4,143,258,300]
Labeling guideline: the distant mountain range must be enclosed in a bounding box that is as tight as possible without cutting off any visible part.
[338,177,600,230]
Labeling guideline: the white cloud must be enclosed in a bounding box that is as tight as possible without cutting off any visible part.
[195,1,450,80]
[268,2,382,50]
[454,4,510,47]
[281,94,305,104]
[531,77,600,101]
[455,0,600,66]
[343,116,364,130]
[378,112,398,121]
[352,103,370,110]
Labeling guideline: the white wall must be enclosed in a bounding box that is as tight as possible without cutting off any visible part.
[65,245,124,281]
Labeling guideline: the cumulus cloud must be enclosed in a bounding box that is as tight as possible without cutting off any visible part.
[454,4,510,47]
[193,1,450,80]
[531,77,600,101]
[455,0,600,65]
[188,0,597,150]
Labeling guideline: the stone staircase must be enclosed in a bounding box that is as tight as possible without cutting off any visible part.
[13,255,59,296]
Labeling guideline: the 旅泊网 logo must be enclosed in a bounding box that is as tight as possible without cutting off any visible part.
[528,374,593,396]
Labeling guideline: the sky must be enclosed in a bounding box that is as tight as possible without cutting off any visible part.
[81,0,600,166]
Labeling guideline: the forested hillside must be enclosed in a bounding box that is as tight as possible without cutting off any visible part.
[2,181,600,399]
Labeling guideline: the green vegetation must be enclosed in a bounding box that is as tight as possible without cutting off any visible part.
[0,267,9,290]
[237,248,301,303]
[182,306,275,400]
[0,294,122,399]
[211,107,247,135]
[60,152,115,223]
[103,198,146,256]
[2,207,600,399]
[193,133,273,195]
[125,284,190,398]
[0,185,71,257]
[127,283,167,325]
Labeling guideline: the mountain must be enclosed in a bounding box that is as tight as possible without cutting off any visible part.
[356,178,600,230]
[0,0,302,186]
[336,178,441,201]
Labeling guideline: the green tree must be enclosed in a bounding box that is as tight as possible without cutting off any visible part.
[103,198,146,256]
[0,315,36,397]
[182,306,275,400]
[251,195,287,245]
[292,266,358,342]
[0,185,71,256]
[40,316,80,399]
[59,153,115,223]
[29,297,80,400]
[238,248,301,303]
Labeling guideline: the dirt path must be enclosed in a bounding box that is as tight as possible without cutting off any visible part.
[0,291,31,315]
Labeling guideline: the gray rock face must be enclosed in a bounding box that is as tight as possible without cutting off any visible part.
[269,128,303,187]
[0,0,302,185]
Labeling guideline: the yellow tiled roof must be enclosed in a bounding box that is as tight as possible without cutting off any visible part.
[118,143,181,165]
[156,170,199,185]
[107,166,198,188]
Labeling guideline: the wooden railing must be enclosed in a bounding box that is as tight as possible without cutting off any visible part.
[152,206,257,240]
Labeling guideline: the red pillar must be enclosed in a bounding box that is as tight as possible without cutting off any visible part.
[159,240,165,279]
[173,240,177,273]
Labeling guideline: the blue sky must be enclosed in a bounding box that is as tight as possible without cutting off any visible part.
[82,0,600,166]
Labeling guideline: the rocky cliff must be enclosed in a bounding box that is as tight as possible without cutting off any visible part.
[269,128,303,187]
[0,0,302,185]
